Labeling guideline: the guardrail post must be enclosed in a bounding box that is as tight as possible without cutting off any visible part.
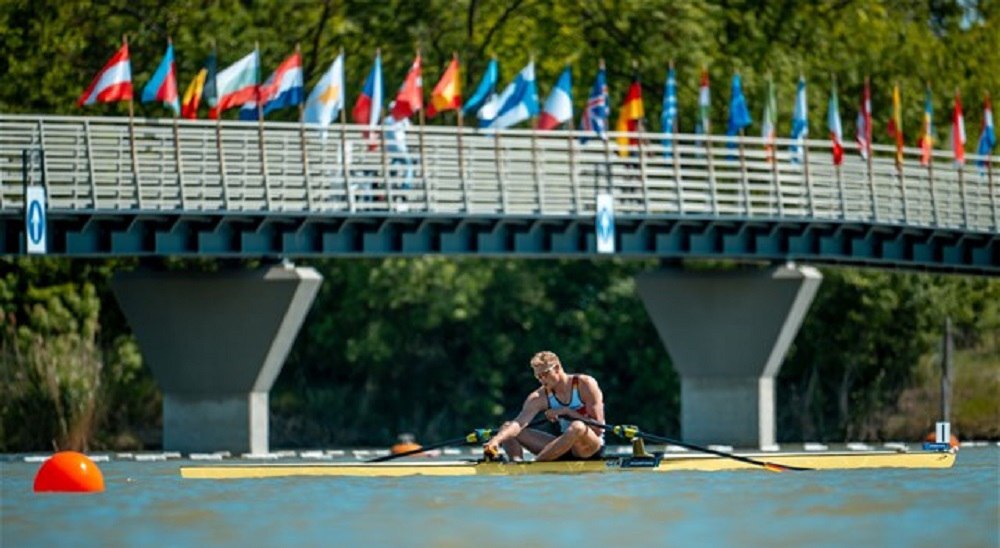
[638,129,650,214]
[568,127,581,214]
[380,124,393,206]
[738,132,750,215]
[672,133,683,215]
[989,157,997,230]
[898,163,909,224]
[803,145,814,217]
[867,148,878,222]
[81,119,98,209]
[497,132,508,213]
[531,128,545,214]
[705,138,718,215]
[958,165,969,228]
[927,156,937,225]
[835,163,846,219]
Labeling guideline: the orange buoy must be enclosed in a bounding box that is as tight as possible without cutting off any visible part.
[33,451,105,493]
[391,433,422,455]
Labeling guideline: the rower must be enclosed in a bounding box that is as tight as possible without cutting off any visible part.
[482,351,606,462]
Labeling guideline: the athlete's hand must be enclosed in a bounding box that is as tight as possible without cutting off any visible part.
[544,408,565,422]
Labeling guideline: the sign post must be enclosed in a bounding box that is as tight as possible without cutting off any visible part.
[25,185,47,254]
[596,192,615,254]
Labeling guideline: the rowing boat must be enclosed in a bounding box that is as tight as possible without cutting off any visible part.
[180,450,956,479]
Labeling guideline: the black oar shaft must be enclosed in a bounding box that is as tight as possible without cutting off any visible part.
[573,417,811,472]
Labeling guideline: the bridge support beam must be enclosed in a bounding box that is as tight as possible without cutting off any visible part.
[635,264,821,448]
[111,263,322,454]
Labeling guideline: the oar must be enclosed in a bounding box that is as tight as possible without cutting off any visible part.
[573,417,812,472]
[367,417,547,463]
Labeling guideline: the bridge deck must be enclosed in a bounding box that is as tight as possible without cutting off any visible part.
[1,114,997,272]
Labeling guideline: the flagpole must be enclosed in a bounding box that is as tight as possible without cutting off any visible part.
[895,81,908,223]
[530,56,543,213]
[865,76,876,222]
[567,98,580,213]
[832,74,845,220]
[925,81,937,225]
[377,49,392,205]
[669,60,682,215]
[417,48,428,212]
[337,48,354,212]
[987,93,997,229]
[296,43,313,211]
[956,87,968,228]
[123,34,143,209]
[254,41,273,210]
[169,36,186,210]
[702,64,718,216]
[212,40,229,209]
[735,72,749,215]
[631,61,649,214]
[600,58,613,196]
[454,53,467,213]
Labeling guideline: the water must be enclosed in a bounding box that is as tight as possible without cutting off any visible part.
[3,448,997,547]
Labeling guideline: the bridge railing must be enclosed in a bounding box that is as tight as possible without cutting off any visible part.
[1,114,996,232]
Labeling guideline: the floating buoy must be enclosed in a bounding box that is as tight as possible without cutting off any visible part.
[391,433,422,455]
[33,451,105,493]
[924,432,960,449]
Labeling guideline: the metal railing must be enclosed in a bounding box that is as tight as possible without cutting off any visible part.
[1,114,997,232]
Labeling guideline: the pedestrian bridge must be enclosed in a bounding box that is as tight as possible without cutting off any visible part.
[1,114,997,273]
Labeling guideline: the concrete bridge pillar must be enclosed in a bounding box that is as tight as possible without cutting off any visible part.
[111,263,322,454]
[635,264,821,448]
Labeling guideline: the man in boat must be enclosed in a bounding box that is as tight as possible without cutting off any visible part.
[483,351,605,462]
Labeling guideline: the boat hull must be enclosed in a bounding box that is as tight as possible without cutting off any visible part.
[180,450,956,479]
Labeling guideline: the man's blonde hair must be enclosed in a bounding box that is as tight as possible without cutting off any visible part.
[530,351,561,370]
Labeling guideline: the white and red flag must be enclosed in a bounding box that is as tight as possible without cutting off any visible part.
[951,90,966,166]
[77,41,132,107]
[855,77,872,160]
[391,53,423,120]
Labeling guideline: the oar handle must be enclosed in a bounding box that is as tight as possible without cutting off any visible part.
[572,417,812,472]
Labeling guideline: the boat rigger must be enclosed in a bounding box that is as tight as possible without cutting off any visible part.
[180,450,956,479]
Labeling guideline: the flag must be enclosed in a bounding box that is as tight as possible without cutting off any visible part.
[580,63,610,141]
[886,83,903,167]
[977,95,995,170]
[352,52,384,129]
[827,84,844,166]
[481,61,538,130]
[615,75,644,156]
[660,65,678,154]
[856,77,872,160]
[537,67,572,130]
[919,87,934,166]
[239,51,304,120]
[181,50,216,119]
[427,55,461,118]
[463,58,498,116]
[303,53,345,130]
[761,76,777,161]
[727,73,752,144]
[790,76,808,162]
[208,49,260,119]
[141,41,179,115]
[390,53,422,120]
[77,42,132,106]
[951,90,966,166]
[696,68,710,134]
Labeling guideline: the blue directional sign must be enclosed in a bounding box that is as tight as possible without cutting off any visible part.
[596,193,615,254]
[25,186,47,254]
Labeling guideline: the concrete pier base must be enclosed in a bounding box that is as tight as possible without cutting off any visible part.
[112,263,322,454]
[635,264,822,448]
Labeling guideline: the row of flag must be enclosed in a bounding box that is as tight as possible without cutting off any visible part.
[79,38,996,168]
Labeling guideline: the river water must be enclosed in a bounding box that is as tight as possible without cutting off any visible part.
[2,447,997,546]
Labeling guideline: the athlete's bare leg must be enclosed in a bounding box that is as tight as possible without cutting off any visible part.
[534,421,603,462]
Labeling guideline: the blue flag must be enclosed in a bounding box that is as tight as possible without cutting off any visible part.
[661,67,678,154]
[790,76,809,161]
[727,73,752,147]
[463,58,498,116]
